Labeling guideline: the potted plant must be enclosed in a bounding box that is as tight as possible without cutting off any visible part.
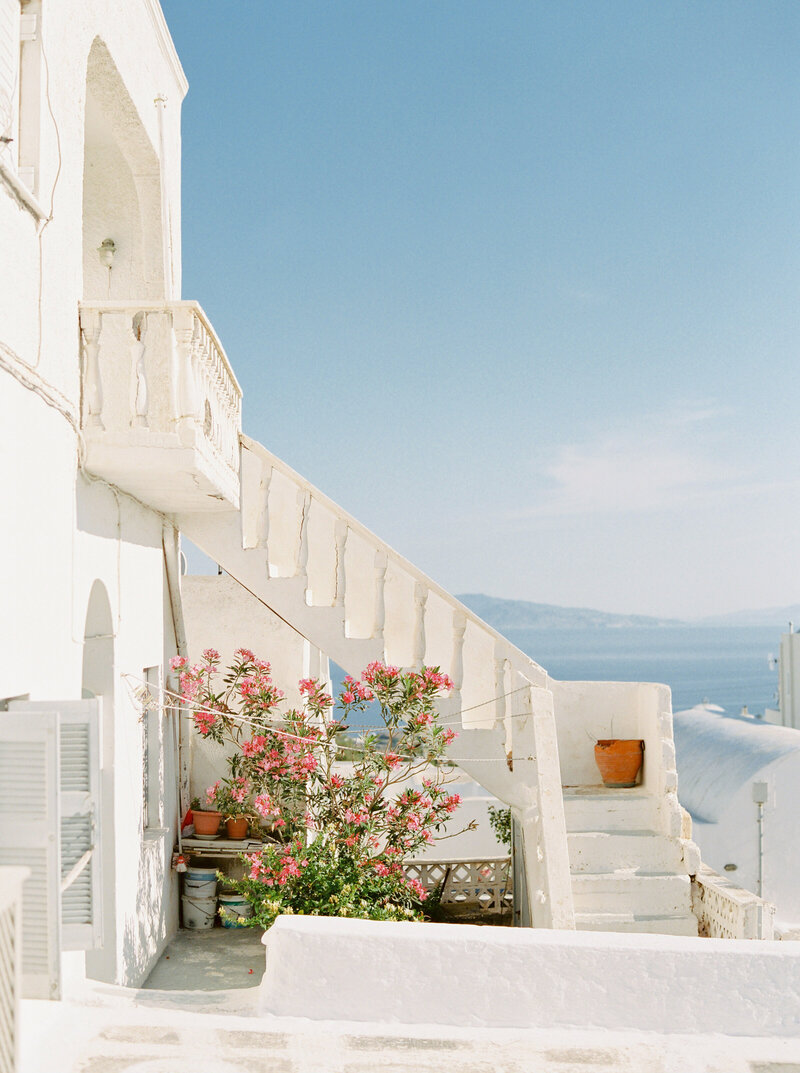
[594,738,644,788]
[189,793,222,837]
[207,777,252,839]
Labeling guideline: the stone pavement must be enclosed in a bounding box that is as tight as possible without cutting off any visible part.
[20,987,800,1073]
[17,928,800,1073]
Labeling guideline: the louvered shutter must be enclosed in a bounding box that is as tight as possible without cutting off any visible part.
[10,700,103,953]
[57,704,103,951]
[0,712,61,1000]
[0,0,19,161]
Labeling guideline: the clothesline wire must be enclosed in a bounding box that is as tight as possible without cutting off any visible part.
[122,674,540,764]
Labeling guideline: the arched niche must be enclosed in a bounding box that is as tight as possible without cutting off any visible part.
[82,38,164,301]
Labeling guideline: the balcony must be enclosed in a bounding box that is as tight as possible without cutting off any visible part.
[79,301,242,512]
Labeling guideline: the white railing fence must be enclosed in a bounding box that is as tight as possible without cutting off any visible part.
[79,300,242,476]
[404,857,512,914]
[0,868,28,1073]
[691,865,775,940]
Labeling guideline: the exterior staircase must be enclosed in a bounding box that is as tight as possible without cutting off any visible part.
[177,434,699,935]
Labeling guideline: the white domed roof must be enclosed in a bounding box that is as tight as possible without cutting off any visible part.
[673,705,800,823]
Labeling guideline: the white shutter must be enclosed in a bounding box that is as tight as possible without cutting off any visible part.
[0,712,61,1000]
[10,700,103,953]
[0,0,19,159]
[58,704,103,951]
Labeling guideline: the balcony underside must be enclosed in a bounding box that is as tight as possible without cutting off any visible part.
[82,427,240,513]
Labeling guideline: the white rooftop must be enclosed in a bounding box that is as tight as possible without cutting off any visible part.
[673,704,800,822]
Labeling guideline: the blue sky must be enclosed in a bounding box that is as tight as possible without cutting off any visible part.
[162,1,800,619]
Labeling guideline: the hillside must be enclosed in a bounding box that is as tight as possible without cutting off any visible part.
[456,593,683,631]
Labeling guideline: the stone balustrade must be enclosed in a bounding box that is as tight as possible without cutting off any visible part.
[79,301,242,512]
[404,857,512,913]
[691,864,775,939]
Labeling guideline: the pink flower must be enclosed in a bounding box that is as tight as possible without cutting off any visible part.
[253,794,275,819]
[169,655,188,671]
[202,648,220,662]
[406,877,428,902]
[384,752,401,770]
[235,648,255,662]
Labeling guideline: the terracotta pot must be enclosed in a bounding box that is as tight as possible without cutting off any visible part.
[192,810,222,836]
[594,739,644,788]
[226,817,249,839]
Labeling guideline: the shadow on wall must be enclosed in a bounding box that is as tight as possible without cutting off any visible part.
[120,837,178,988]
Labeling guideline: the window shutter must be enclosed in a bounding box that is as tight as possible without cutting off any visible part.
[0,0,19,159]
[57,703,103,951]
[0,711,61,1000]
[9,700,103,953]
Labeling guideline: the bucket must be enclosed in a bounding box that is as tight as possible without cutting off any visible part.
[185,867,217,899]
[218,892,253,929]
[182,893,216,930]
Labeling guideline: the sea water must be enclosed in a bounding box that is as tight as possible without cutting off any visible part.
[503,625,780,715]
[331,625,781,724]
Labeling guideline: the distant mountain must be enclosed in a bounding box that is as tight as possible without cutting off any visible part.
[456,593,683,631]
[693,606,800,628]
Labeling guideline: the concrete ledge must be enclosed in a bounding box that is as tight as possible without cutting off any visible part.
[260,915,800,1036]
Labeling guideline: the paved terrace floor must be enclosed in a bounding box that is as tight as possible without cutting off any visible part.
[18,926,800,1073]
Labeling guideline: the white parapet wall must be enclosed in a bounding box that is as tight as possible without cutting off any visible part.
[260,915,800,1036]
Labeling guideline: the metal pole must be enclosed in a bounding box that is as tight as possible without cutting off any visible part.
[752,781,768,897]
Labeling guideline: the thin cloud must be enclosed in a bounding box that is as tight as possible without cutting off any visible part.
[513,404,765,521]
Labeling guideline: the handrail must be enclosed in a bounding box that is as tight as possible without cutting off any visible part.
[242,435,546,683]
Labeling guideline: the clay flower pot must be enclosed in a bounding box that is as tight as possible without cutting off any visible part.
[594,739,644,788]
[192,809,222,836]
[225,817,249,840]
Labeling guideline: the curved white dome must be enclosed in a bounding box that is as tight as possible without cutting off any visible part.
[673,705,800,823]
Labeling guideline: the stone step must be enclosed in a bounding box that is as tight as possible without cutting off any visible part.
[571,872,692,917]
[568,829,685,874]
[562,786,658,832]
[574,911,699,936]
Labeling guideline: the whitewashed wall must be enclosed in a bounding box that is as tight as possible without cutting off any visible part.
[181,574,330,800]
[0,0,187,988]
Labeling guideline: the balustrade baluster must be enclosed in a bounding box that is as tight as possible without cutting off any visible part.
[172,307,198,429]
[373,549,387,642]
[334,520,348,609]
[413,582,428,667]
[129,311,148,428]
[296,489,311,584]
[79,308,104,429]
[451,610,467,694]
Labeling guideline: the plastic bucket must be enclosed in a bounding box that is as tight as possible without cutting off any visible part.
[185,867,217,899]
[218,893,253,929]
[182,893,216,930]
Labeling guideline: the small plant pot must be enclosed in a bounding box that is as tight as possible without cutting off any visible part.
[594,739,644,788]
[192,810,222,836]
[225,817,249,839]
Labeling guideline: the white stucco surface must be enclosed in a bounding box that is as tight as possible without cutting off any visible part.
[1,0,188,991]
[261,915,800,1037]
[674,705,800,823]
[674,705,800,929]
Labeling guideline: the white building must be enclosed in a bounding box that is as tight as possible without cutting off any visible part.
[0,5,778,1064]
[674,703,800,935]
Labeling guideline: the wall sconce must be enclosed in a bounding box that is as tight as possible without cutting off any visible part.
[97,238,116,268]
